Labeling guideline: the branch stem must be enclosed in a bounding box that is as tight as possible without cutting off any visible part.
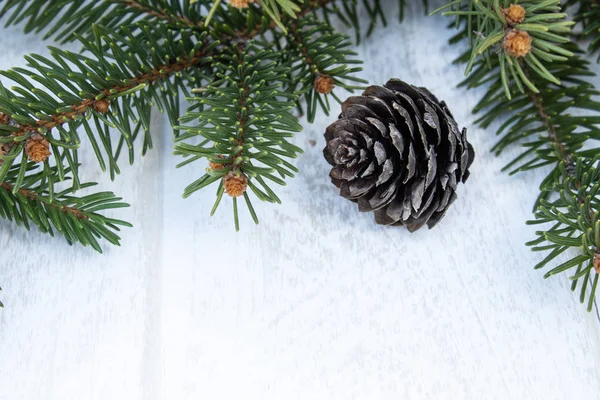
[231,44,249,172]
[527,90,570,164]
[289,21,322,77]
[0,182,88,220]
[11,49,211,139]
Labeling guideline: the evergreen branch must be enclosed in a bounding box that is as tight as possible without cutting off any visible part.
[283,15,367,122]
[316,0,407,42]
[225,0,407,42]
[0,23,216,192]
[1,181,89,220]
[434,0,574,96]
[568,0,600,61]
[523,63,570,165]
[0,0,206,43]
[175,42,303,230]
[227,0,333,39]
[441,0,600,309]
[0,164,131,252]
[6,39,211,139]
[259,0,302,33]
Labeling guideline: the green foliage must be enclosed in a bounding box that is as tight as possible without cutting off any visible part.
[461,49,600,309]
[317,0,407,42]
[527,157,600,311]
[0,163,131,252]
[569,0,600,61]
[0,0,206,43]
[434,0,574,96]
[0,22,214,192]
[439,0,600,309]
[461,48,598,179]
[175,42,303,230]
[282,15,367,122]
[259,0,301,32]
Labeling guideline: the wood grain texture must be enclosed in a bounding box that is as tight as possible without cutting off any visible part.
[1,2,600,400]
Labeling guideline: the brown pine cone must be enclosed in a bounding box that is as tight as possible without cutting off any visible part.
[323,79,474,231]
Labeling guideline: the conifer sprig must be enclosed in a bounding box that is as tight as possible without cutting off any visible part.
[438,0,600,309]
[434,0,575,96]
[0,23,215,191]
[0,0,207,43]
[569,0,600,60]
[0,163,131,252]
[284,16,367,122]
[175,42,303,230]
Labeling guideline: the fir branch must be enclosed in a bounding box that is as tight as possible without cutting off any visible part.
[434,0,574,95]
[315,0,406,42]
[440,0,600,309]
[175,42,303,230]
[523,64,570,165]
[0,164,131,252]
[0,23,216,191]
[229,0,332,39]
[569,0,600,61]
[283,15,367,122]
[6,44,211,138]
[226,0,408,42]
[0,0,207,43]
[0,181,89,220]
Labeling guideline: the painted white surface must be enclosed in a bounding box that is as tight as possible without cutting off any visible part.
[1,2,600,400]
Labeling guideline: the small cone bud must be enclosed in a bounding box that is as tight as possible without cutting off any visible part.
[594,253,600,274]
[0,113,10,125]
[0,143,11,165]
[315,74,334,94]
[504,30,532,58]
[25,134,51,163]
[94,99,110,114]
[209,154,227,171]
[224,171,248,197]
[228,0,255,8]
[503,4,526,25]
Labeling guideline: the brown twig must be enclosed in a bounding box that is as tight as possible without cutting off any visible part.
[231,44,249,170]
[523,65,595,220]
[527,90,570,163]
[11,49,210,138]
[520,61,570,165]
[289,21,321,77]
[0,182,88,220]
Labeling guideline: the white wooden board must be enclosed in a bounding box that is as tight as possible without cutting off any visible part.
[1,2,600,400]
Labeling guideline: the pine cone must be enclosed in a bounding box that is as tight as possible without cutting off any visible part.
[323,79,474,231]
